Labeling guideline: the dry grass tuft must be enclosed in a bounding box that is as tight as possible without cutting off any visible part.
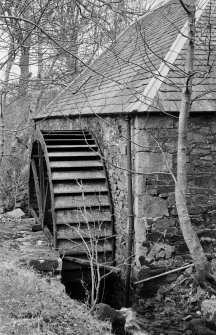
[0,261,111,335]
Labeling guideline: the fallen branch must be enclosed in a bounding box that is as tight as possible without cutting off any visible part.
[134,263,194,285]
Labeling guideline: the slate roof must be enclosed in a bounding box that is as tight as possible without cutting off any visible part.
[35,0,216,119]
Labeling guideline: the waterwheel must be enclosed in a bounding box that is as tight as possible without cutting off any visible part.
[29,128,115,264]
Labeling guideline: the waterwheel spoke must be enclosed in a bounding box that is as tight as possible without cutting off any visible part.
[30,207,41,226]
[38,144,45,228]
[42,181,48,222]
[30,159,43,224]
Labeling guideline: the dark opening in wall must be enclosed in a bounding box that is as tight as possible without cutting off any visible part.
[61,259,123,308]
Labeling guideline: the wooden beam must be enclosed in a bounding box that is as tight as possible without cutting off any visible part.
[57,239,113,254]
[30,207,41,225]
[31,159,43,223]
[134,263,194,285]
[64,256,121,274]
[38,145,45,228]
[57,225,113,240]
[44,225,54,246]
[54,194,110,209]
[42,181,48,222]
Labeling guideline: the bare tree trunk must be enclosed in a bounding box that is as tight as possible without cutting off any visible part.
[175,1,210,279]
[35,32,44,113]
[0,93,3,164]
[17,16,32,134]
[19,30,31,98]
[0,37,14,162]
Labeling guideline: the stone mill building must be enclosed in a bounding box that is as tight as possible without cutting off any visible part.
[30,0,216,298]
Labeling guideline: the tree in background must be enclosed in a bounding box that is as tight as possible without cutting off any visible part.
[0,0,147,208]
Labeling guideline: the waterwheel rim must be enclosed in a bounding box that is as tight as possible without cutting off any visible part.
[29,129,57,245]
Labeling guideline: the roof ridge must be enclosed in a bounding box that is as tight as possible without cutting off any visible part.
[129,0,210,113]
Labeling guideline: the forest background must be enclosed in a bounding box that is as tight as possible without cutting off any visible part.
[0,0,159,210]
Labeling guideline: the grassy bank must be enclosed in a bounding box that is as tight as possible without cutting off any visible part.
[0,261,111,335]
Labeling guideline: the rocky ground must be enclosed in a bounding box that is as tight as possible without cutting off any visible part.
[0,214,112,335]
[0,213,216,335]
[132,267,216,335]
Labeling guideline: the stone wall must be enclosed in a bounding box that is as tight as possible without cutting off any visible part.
[133,113,216,280]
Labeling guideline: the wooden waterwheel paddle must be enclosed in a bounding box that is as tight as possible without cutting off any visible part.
[29,128,115,264]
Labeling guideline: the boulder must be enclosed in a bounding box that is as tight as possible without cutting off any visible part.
[95,303,126,334]
[32,224,42,232]
[5,208,25,219]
